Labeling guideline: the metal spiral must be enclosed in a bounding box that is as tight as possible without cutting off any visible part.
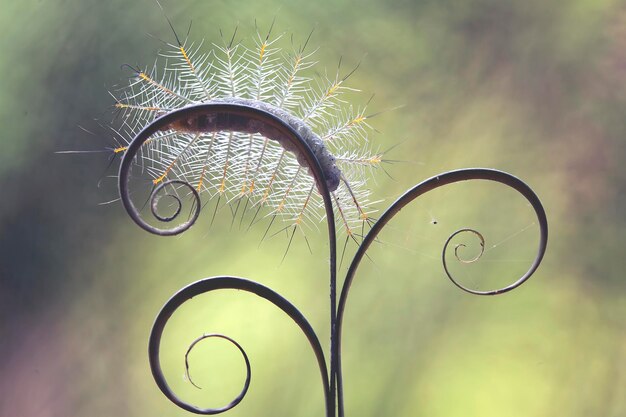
[147,179,201,232]
[182,334,251,409]
[335,168,548,415]
[442,228,487,293]
[148,276,332,415]
[120,104,339,414]
[446,228,485,264]
[118,104,336,239]
[118,103,548,417]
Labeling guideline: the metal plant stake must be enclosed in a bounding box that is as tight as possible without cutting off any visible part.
[118,103,548,417]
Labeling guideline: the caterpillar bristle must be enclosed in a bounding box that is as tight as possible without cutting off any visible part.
[107,17,386,246]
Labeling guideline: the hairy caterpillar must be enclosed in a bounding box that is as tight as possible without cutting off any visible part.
[161,96,342,192]
[110,16,385,243]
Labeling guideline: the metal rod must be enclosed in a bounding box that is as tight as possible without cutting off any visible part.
[118,105,548,416]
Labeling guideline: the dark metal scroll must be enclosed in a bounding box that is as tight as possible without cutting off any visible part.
[148,277,331,415]
[119,103,548,417]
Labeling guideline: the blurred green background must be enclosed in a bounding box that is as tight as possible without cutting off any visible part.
[1,0,625,416]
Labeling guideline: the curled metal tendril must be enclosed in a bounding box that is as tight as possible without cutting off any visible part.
[150,180,201,226]
[149,276,332,416]
[335,168,549,415]
[441,228,500,294]
[448,229,485,264]
[119,104,335,239]
[184,334,251,400]
[119,104,548,417]
[442,228,489,294]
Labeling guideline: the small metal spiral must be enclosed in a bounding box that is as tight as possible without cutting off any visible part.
[148,179,201,231]
[183,333,251,410]
[442,228,489,294]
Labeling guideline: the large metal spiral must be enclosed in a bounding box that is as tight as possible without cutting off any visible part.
[118,104,548,417]
[149,276,331,415]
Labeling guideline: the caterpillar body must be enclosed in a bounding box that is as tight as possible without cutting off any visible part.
[162,97,342,192]
[111,22,384,240]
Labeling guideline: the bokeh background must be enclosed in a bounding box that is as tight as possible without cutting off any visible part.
[1,0,625,416]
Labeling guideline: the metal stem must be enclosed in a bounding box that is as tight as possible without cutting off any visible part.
[118,105,548,417]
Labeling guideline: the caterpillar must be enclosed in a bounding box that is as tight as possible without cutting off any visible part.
[161,96,342,192]
[110,16,385,244]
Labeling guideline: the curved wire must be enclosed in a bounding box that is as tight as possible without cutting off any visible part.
[183,334,251,399]
[118,103,336,240]
[442,228,489,293]
[119,105,549,417]
[149,276,332,415]
[334,168,548,416]
[150,179,201,225]
[445,228,485,265]
[119,103,339,415]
